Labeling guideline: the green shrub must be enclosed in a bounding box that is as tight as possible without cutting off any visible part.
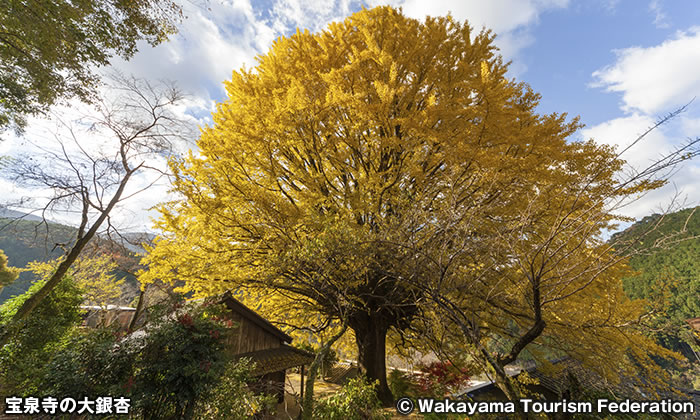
[42,325,135,398]
[313,376,389,420]
[0,276,84,396]
[135,314,218,415]
[388,368,418,398]
[43,295,249,419]
[295,341,339,378]
[195,357,277,419]
[3,291,266,419]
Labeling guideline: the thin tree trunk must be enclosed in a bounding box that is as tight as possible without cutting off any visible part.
[476,345,529,420]
[302,319,348,420]
[0,169,135,346]
[128,286,147,332]
[183,399,195,420]
[449,309,529,419]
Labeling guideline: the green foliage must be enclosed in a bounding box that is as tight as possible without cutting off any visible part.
[296,341,339,377]
[313,376,389,420]
[612,206,700,356]
[0,0,182,132]
[130,300,232,418]
[388,369,418,399]
[27,255,126,308]
[2,274,260,419]
[610,208,700,254]
[195,357,277,420]
[0,275,84,396]
[42,295,248,419]
[0,217,140,304]
[42,325,134,397]
[0,218,74,301]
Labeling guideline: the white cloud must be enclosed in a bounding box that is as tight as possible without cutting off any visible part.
[269,0,355,34]
[398,0,567,34]
[582,114,670,169]
[581,114,700,220]
[681,115,700,137]
[108,0,367,121]
[592,27,700,115]
[369,0,569,71]
[0,84,193,233]
[588,26,700,221]
[648,0,670,29]
[109,0,569,122]
[110,1,271,108]
[602,0,621,12]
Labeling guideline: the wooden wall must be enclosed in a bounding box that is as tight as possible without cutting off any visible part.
[225,310,282,354]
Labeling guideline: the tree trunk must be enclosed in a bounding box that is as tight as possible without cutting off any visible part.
[477,346,529,420]
[0,169,135,347]
[350,313,393,406]
[0,237,88,345]
[183,399,195,420]
[492,370,529,420]
[302,320,348,420]
[128,286,147,332]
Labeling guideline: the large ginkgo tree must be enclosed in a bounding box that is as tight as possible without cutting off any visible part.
[142,6,690,404]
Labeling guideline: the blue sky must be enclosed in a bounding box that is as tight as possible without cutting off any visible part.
[522,0,700,124]
[3,0,700,230]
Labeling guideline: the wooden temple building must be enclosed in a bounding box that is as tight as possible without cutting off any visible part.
[81,291,314,402]
[219,290,315,401]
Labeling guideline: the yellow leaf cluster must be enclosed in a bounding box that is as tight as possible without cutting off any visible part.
[28,255,124,307]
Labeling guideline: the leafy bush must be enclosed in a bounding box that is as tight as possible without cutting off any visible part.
[129,302,230,418]
[42,325,135,398]
[195,357,277,419]
[388,368,418,398]
[43,295,253,419]
[0,276,84,396]
[411,361,471,397]
[295,341,339,378]
[4,290,270,419]
[313,376,389,420]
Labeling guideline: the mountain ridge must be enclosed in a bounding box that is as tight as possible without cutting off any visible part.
[611,205,700,357]
[0,212,150,304]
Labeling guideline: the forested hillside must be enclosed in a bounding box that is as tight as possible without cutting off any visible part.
[612,206,700,357]
[0,218,75,302]
[0,216,141,304]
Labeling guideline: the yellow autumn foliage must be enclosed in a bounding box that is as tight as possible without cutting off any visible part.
[28,255,124,307]
[141,6,680,399]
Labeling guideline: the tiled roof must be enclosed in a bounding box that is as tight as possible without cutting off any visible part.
[464,357,694,404]
[235,344,315,376]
